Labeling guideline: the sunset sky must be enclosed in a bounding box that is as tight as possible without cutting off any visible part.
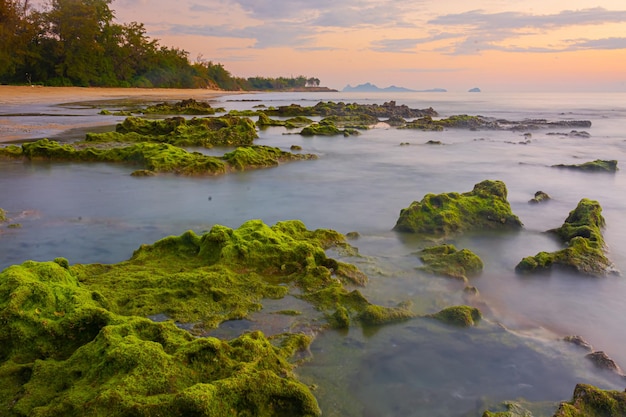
[35,0,626,92]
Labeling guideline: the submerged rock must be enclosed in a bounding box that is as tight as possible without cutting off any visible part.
[427,305,482,327]
[529,191,551,204]
[516,199,616,276]
[417,244,483,281]
[552,159,618,172]
[553,383,626,417]
[393,180,523,237]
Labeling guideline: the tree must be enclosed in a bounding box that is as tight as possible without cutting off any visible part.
[0,0,39,82]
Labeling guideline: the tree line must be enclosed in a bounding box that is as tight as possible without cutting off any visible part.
[0,0,321,90]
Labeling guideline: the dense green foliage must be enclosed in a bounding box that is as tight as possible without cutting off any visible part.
[0,0,319,88]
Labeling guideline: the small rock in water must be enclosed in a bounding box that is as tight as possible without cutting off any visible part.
[563,335,593,351]
[586,351,623,375]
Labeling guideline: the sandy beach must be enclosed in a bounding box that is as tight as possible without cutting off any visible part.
[0,86,232,142]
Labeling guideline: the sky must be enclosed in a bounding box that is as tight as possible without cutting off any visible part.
[33,0,626,92]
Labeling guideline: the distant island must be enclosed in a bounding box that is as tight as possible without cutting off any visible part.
[468,87,481,93]
[343,83,447,93]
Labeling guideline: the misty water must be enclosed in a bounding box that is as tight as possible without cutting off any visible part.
[1,91,626,416]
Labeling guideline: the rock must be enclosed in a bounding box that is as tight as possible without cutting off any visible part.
[425,140,443,145]
[586,351,623,375]
[529,191,550,204]
[141,98,225,115]
[393,180,523,237]
[468,87,481,93]
[0,208,6,222]
[345,231,360,240]
[563,335,593,351]
[552,159,618,172]
[427,305,482,327]
[516,199,616,276]
[290,145,302,151]
[417,244,483,281]
[553,383,626,417]
[299,120,359,137]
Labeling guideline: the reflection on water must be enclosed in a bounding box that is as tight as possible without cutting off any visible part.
[1,92,626,416]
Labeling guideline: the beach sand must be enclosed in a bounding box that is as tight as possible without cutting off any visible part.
[0,86,232,142]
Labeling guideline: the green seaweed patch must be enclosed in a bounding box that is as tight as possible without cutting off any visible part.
[552,159,618,173]
[552,383,626,417]
[427,305,482,327]
[394,180,523,237]
[417,244,483,281]
[516,199,615,276]
[86,115,258,148]
[141,99,225,115]
[300,120,360,137]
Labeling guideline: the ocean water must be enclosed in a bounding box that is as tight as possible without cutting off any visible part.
[1,91,626,416]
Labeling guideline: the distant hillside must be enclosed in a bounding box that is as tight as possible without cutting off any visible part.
[343,83,446,93]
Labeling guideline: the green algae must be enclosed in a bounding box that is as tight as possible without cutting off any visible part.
[86,115,258,148]
[141,99,226,115]
[299,120,360,137]
[0,145,23,159]
[516,199,614,276]
[401,114,491,131]
[552,383,626,417]
[9,139,315,176]
[552,159,618,173]
[427,305,482,327]
[417,244,484,281]
[393,180,523,237]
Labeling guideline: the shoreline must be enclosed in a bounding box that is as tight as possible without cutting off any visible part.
[0,86,235,143]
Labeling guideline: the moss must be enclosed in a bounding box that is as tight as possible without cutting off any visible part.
[141,99,225,115]
[427,305,482,327]
[0,208,6,223]
[14,140,315,177]
[393,180,523,237]
[418,244,484,280]
[401,114,492,131]
[516,199,614,276]
[529,191,551,204]
[0,145,24,159]
[552,159,618,172]
[320,114,379,128]
[299,120,360,137]
[86,115,258,148]
[552,383,626,417]
[357,303,415,326]
[222,145,317,171]
[329,306,351,329]
[482,401,535,417]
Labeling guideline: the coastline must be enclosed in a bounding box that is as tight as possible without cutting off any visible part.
[0,86,234,143]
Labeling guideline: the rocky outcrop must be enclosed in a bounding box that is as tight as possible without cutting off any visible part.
[516,199,616,276]
[553,159,618,172]
[393,180,522,237]
[553,384,626,417]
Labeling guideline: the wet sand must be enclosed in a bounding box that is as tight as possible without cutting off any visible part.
[0,86,232,142]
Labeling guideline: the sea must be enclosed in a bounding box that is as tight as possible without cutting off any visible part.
[1,91,626,416]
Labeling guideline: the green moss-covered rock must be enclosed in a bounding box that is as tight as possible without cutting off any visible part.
[357,303,415,326]
[552,383,626,417]
[516,199,615,276]
[427,305,482,327]
[264,101,437,118]
[482,401,535,417]
[0,208,6,223]
[222,145,317,170]
[393,180,523,237]
[86,115,258,148]
[12,139,314,176]
[418,244,484,280]
[553,159,618,172]
[0,262,321,416]
[320,114,379,129]
[141,98,226,115]
[299,120,359,137]
[401,114,495,131]
[0,145,23,159]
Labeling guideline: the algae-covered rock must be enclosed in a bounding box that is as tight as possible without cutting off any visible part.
[552,159,618,172]
[320,114,379,129]
[86,115,258,148]
[141,98,226,115]
[0,145,23,159]
[300,120,359,137]
[427,305,482,327]
[393,180,523,237]
[417,244,484,281]
[0,262,320,416]
[357,303,415,326]
[401,114,495,131]
[14,139,314,176]
[0,208,6,223]
[552,383,626,417]
[529,191,551,204]
[482,401,535,417]
[516,199,615,276]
